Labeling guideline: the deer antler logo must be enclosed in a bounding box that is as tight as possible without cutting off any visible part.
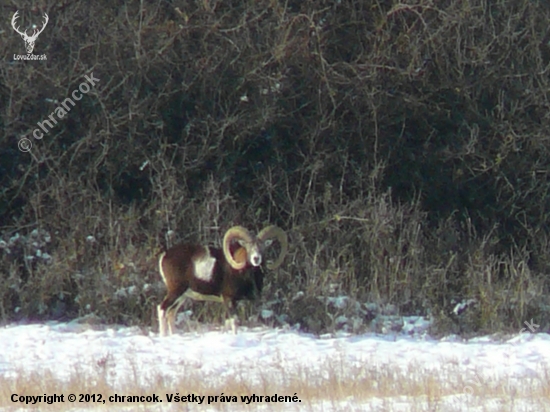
[11,11,49,54]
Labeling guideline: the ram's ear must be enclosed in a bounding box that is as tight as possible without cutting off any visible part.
[264,239,274,247]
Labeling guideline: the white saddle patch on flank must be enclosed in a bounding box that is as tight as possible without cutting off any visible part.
[193,250,216,282]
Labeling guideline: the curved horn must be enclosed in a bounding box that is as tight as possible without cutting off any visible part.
[223,226,253,270]
[257,226,288,269]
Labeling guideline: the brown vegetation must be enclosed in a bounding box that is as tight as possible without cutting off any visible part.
[1,0,550,335]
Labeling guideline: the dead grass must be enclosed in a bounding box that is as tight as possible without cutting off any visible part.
[1,346,549,411]
[2,0,550,338]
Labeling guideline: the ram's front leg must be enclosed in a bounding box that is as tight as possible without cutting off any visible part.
[223,297,238,334]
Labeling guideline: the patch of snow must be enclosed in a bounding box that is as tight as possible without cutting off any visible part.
[0,323,548,411]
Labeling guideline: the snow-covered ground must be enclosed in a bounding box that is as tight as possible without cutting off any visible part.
[0,319,549,411]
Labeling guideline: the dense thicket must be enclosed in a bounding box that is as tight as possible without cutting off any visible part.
[2,0,550,335]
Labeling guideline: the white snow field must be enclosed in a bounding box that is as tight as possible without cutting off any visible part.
[0,319,549,411]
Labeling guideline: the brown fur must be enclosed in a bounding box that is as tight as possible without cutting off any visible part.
[158,243,263,335]
[157,225,287,336]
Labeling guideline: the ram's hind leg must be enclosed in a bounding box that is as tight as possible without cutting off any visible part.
[159,291,187,336]
[168,295,188,335]
[157,303,168,337]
